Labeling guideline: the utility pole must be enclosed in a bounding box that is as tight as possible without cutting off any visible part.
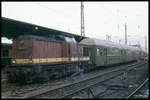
[81,1,85,36]
[125,23,127,45]
[106,34,109,40]
[145,36,147,52]
[109,35,111,41]
[119,40,121,44]
[106,35,108,40]
[106,35,111,41]
[137,41,140,48]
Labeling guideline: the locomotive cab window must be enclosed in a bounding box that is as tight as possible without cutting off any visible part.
[2,49,9,57]
[83,47,89,56]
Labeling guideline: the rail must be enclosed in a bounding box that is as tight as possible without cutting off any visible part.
[60,62,147,98]
[8,61,147,98]
[126,78,149,98]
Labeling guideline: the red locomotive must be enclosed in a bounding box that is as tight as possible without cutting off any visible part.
[8,35,90,83]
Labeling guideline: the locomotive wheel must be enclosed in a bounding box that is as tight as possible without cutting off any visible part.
[25,77,33,84]
[7,72,16,83]
[24,71,36,84]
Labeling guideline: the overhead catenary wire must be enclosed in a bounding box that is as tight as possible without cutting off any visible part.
[32,3,146,47]
[35,3,76,20]
[97,3,122,22]
[34,3,77,33]
[96,3,147,47]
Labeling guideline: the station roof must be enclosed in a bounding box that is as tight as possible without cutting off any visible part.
[2,17,85,42]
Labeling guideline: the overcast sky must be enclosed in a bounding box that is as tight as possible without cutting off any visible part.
[2,2,148,50]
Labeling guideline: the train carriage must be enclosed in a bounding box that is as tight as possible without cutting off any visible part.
[80,37,145,67]
[80,38,124,66]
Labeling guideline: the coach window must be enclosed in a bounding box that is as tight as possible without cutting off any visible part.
[97,48,100,56]
[87,48,89,56]
[104,48,107,55]
[121,50,124,55]
[99,49,103,56]
[139,52,141,55]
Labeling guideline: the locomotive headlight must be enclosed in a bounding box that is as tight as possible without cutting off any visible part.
[12,59,16,63]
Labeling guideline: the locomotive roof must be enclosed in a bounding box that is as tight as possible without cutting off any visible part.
[80,37,142,51]
[17,35,64,42]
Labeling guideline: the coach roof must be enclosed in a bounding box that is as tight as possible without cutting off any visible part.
[80,37,141,51]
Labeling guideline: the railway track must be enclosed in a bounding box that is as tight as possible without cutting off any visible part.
[93,61,148,99]
[6,60,147,99]
[127,78,149,98]
[60,61,148,99]
[2,61,138,97]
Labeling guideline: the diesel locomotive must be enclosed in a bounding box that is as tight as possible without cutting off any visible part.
[6,35,90,83]
[5,35,147,83]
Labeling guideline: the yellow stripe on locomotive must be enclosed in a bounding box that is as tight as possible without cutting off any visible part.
[12,57,90,64]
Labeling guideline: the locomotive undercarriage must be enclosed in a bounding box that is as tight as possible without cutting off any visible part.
[6,61,89,84]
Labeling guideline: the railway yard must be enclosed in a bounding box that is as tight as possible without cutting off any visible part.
[1,14,148,99]
[2,60,148,99]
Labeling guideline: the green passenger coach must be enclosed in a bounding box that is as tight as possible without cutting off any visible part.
[80,37,144,67]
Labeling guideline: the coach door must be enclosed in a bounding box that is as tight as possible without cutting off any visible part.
[104,48,107,65]
[121,50,126,62]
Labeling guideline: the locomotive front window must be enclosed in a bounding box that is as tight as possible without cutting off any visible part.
[3,49,9,57]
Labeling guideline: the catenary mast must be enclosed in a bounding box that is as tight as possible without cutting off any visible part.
[81,1,85,36]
